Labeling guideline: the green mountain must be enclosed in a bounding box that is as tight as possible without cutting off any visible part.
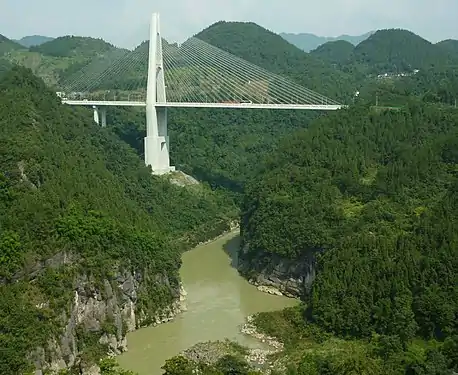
[328,30,458,108]
[235,103,458,374]
[196,21,355,101]
[29,35,121,58]
[0,34,24,55]
[280,31,374,52]
[107,21,355,195]
[3,36,127,87]
[436,39,458,57]
[351,29,455,73]
[309,40,354,65]
[14,35,54,47]
[1,18,458,375]
[0,66,236,374]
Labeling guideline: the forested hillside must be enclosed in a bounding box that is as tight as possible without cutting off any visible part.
[0,66,236,374]
[29,36,119,58]
[109,107,325,197]
[106,24,458,198]
[298,29,458,108]
[239,103,458,374]
[309,40,354,66]
[2,21,348,201]
[0,34,24,55]
[2,19,458,375]
[196,21,355,102]
[0,35,127,87]
[15,35,55,48]
[436,39,458,58]
[351,29,455,73]
[106,21,350,196]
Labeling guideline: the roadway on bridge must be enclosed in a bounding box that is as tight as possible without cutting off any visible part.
[62,100,344,110]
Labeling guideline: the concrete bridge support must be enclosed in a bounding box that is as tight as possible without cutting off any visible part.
[93,106,107,127]
[144,12,175,175]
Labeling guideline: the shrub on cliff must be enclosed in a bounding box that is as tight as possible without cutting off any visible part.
[0,66,236,373]
[241,104,458,345]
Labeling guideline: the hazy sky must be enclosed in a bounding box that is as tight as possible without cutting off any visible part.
[2,0,457,47]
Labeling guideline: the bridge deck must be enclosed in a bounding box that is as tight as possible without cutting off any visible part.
[62,100,344,110]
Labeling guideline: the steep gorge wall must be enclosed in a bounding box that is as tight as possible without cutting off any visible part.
[20,253,186,375]
[236,243,317,298]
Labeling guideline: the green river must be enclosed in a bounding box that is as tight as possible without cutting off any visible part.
[117,231,297,375]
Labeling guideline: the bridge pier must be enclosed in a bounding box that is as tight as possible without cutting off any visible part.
[145,12,175,175]
[145,106,174,174]
[93,106,107,127]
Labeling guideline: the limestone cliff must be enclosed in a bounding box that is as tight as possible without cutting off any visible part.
[21,254,186,375]
[236,243,317,298]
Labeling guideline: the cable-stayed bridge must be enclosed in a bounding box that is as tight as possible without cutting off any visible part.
[60,13,344,174]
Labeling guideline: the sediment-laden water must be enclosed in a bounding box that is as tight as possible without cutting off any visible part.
[117,232,297,375]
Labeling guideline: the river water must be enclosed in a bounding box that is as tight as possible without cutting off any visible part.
[117,231,297,375]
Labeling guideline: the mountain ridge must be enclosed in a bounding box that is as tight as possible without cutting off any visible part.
[195,21,355,101]
[280,31,374,52]
[0,34,24,55]
[14,35,54,47]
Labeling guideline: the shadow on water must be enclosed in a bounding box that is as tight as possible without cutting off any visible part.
[222,234,241,269]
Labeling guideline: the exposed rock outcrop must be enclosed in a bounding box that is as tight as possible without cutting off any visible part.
[29,269,187,374]
[237,243,316,298]
[241,315,283,366]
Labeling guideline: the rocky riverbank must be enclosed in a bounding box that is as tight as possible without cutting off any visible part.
[240,315,283,367]
[179,315,285,372]
[147,283,188,328]
[32,271,188,375]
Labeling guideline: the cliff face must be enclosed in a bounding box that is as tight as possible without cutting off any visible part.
[24,256,185,375]
[237,243,316,298]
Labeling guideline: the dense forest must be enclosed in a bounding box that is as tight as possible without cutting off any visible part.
[304,29,458,108]
[239,103,458,374]
[107,106,325,198]
[436,39,458,58]
[309,40,354,66]
[1,20,458,375]
[29,36,119,58]
[351,29,456,73]
[0,66,237,374]
[93,21,356,196]
[195,21,355,102]
[83,26,458,197]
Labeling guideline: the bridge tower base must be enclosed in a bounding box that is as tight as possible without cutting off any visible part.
[144,106,175,174]
[93,106,106,127]
[145,12,175,175]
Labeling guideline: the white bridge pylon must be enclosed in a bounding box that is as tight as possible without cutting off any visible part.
[62,12,344,175]
[145,13,172,174]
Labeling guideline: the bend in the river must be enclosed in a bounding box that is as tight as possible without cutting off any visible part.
[117,231,297,375]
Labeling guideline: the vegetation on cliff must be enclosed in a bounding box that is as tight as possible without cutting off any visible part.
[3,20,458,375]
[253,305,458,375]
[0,66,236,374]
[240,103,458,373]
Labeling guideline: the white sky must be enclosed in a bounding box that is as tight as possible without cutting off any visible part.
[2,0,457,48]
